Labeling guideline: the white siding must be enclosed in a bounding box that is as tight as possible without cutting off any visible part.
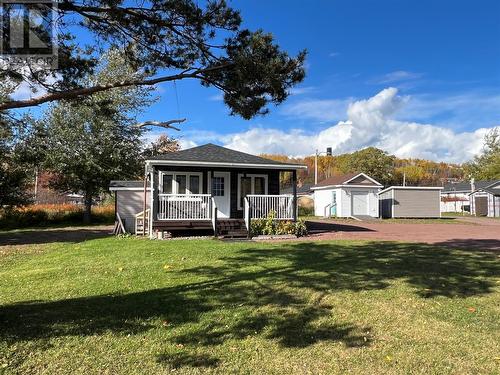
[314,187,379,218]
[313,189,333,216]
[116,190,150,233]
[340,188,351,217]
[342,187,379,218]
[440,192,470,212]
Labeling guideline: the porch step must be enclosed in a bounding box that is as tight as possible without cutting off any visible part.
[217,219,248,238]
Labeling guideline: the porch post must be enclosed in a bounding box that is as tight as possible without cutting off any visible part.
[292,169,297,222]
[150,166,158,238]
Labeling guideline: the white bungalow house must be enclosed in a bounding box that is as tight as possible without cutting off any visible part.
[110,143,307,237]
[311,172,383,218]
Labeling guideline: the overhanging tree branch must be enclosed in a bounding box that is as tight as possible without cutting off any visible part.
[0,64,233,110]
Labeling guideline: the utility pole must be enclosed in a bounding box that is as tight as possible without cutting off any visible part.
[314,147,332,185]
[315,149,318,185]
[34,168,38,203]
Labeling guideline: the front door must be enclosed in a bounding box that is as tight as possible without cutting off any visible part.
[212,172,231,218]
[352,191,368,216]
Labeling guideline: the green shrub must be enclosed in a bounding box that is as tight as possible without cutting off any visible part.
[250,211,308,237]
[294,219,308,237]
[298,206,314,217]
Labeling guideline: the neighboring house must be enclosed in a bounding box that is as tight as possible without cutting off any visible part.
[110,143,306,237]
[311,172,383,218]
[441,180,497,212]
[379,186,443,218]
[469,181,500,217]
[30,171,85,205]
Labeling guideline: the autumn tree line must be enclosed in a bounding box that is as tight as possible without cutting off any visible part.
[262,131,500,187]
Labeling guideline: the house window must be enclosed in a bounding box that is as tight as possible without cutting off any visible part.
[240,177,252,208]
[176,175,187,194]
[159,172,202,195]
[162,174,173,194]
[237,174,268,209]
[189,176,200,194]
[212,176,225,196]
[254,177,265,195]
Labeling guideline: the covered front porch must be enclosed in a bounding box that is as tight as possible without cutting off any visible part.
[148,168,298,237]
[142,143,307,238]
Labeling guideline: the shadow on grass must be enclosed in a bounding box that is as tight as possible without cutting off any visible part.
[156,352,220,369]
[0,227,111,247]
[434,238,500,252]
[0,240,498,369]
[306,220,375,234]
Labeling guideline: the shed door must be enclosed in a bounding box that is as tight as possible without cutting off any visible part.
[352,192,368,216]
[475,196,488,216]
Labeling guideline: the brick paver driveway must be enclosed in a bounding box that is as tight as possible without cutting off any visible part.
[306,217,500,251]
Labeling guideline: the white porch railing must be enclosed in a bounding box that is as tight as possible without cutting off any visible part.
[246,194,295,220]
[157,194,212,220]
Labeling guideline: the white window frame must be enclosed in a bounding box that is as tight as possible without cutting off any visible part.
[237,173,268,210]
[159,171,203,195]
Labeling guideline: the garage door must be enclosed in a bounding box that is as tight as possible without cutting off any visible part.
[352,192,368,216]
[475,196,488,216]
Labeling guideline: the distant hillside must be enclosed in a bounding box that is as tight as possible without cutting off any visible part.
[261,147,464,187]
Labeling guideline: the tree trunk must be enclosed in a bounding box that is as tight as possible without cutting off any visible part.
[83,194,93,224]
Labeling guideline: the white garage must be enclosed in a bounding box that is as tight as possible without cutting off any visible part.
[312,172,383,218]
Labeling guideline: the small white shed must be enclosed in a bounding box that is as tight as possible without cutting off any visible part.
[469,181,500,217]
[312,173,383,218]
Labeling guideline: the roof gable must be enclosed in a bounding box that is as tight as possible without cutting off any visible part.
[313,172,382,188]
[145,143,305,169]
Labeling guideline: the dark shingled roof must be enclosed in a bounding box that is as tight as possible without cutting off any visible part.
[146,143,305,168]
[442,180,498,193]
[312,172,380,188]
[472,181,500,195]
[109,180,148,189]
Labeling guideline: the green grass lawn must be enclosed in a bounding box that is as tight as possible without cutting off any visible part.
[1,233,499,374]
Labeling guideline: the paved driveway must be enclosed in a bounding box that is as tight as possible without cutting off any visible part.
[306,217,500,251]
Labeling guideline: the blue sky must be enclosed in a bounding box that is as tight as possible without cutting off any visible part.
[141,0,500,162]
[13,0,500,162]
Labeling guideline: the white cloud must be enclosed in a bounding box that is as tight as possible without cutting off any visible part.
[288,86,316,96]
[182,88,496,163]
[371,70,423,84]
[281,98,352,122]
[328,52,340,58]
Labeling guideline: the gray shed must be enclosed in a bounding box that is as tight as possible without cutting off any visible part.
[379,186,443,218]
[109,181,150,233]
